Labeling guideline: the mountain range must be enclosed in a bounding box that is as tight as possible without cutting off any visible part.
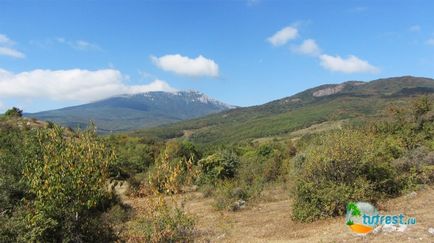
[135,76,434,145]
[27,76,434,142]
[27,91,233,133]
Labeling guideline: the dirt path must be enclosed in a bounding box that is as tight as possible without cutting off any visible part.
[125,186,434,242]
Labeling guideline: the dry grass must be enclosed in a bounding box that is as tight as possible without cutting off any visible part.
[122,185,434,242]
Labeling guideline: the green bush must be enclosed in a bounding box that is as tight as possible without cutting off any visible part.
[292,129,402,222]
[4,107,22,117]
[198,150,239,182]
[0,124,28,241]
[20,126,118,242]
[106,135,162,180]
[393,146,434,189]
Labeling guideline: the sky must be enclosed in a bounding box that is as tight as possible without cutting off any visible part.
[1,0,434,112]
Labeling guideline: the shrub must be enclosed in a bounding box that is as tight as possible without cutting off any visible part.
[106,135,162,180]
[392,146,434,189]
[127,172,148,195]
[292,129,402,222]
[4,107,22,117]
[198,150,239,182]
[21,125,117,242]
[147,152,199,195]
[126,197,195,242]
[0,124,28,241]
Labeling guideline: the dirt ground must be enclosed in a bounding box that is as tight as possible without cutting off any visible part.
[124,185,434,242]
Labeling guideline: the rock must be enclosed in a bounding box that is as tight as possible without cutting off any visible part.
[312,84,345,97]
[382,224,397,233]
[428,227,434,235]
[382,224,408,233]
[396,224,408,232]
[407,191,417,198]
[373,225,383,234]
[238,199,246,207]
[231,199,246,211]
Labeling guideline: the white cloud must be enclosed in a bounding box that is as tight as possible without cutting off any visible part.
[319,54,379,73]
[0,47,25,59]
[126,80,176,94]
[71,40,100,51]
[426,38,434,46]
[0,34,15,45]
[56,38,101,51]
[151,54,219,77]
[292,39,321,56]
[0,68,176,102]
[0,34,25,59]
[409,25,421,32]
[267,26,299,46]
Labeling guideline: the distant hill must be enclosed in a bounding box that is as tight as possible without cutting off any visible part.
[27,91,233,133]
[135,76,434,145]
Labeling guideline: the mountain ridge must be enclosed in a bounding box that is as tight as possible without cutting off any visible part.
[27,90,233,132]
[135,76,434,144]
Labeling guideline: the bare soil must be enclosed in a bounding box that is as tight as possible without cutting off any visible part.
[124,185,434,242]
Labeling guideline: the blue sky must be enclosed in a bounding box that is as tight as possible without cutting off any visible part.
[1,0,434,112]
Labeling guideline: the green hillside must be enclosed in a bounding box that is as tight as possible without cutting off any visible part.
[134,76,434,144]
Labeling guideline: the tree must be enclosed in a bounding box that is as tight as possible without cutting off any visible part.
[4,107,23,118]
[22,125,116,242]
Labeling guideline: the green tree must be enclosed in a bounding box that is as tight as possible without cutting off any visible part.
[4,107,23,117]
[22,125,116,242]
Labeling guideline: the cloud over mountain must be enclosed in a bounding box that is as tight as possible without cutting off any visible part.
[0,68,176,102]
[319,54,379,73]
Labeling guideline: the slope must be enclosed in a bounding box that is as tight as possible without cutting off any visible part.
[135,76,434,145]
[27,91,233,133]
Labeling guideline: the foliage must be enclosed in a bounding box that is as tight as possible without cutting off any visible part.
[292,96,434,222]
[20,125,117,242]
[106,134,162,180]
[0,123,26,215]
[126,197,195,242]
[198,149,239,182]
[137,77,434,146]
[0,119,123,242]
[4,107,23,117]
[0,123,28,241]
[143,141,201,195]
[293,130,400,221]
[205,142,292,210]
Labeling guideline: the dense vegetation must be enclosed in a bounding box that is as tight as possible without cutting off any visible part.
[2,78,434,242]
[110,95,434,227]
[0,112,197,242]
[0,115,125,242]
[292,96,434,221]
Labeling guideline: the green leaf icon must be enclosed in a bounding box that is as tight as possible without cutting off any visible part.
[347,202,361,217]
